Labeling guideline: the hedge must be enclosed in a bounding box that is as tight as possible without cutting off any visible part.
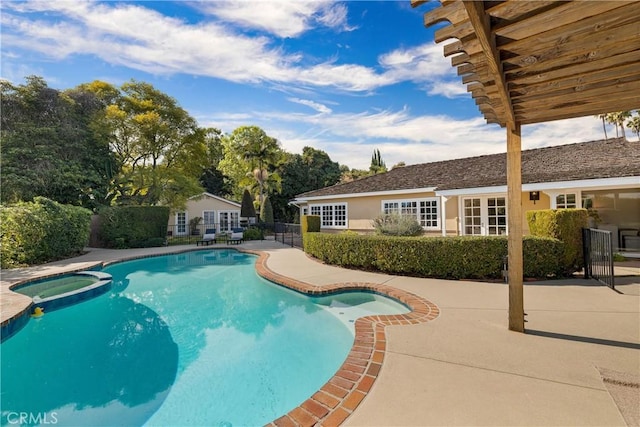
[301,215,321,251]
[527,208,587,274]
[0,197,91,268]
[98,206,170,248]
[304,233,565,280]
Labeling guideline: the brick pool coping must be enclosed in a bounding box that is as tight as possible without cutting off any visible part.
[2,247,441,426]
[247,250,441,427]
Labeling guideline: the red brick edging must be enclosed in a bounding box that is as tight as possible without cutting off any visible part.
[246,250,440,427]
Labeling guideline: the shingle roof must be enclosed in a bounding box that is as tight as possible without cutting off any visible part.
[296,138,639,198]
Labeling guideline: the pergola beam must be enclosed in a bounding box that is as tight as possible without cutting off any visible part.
[462,1,516,127]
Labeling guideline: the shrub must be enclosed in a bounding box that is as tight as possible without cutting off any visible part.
[304,233,564,280]
[98,206,170,249]
[260,196,274,224]
[301,215,321,251]
[372,213,423,236]
[527,208,587,274]
[243,227,264,241]
[1,198,91,268]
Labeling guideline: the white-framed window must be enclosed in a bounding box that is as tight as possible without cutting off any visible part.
[308,203,347,228]
[176,212,187,235]
[203,210,216,226]
[382,198,440,230]
[556,193,577,209]
[462,196,507,236]
[420,199,439,228]
[218,211,240,231]
[302,207,308,216]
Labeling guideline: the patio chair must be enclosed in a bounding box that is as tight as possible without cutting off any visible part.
[197,228,217,246]
[229,228,244,245]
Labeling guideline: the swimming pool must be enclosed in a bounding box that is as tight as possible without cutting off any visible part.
[1,249,409,426]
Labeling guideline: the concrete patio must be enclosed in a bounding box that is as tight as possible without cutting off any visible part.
[2,241,639,426]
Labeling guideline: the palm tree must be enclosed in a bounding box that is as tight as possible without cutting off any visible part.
[626,111,640,141]
[596,114,608,141]
[605,111,631,139]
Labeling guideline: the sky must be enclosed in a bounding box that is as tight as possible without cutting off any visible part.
[0,0,625,170]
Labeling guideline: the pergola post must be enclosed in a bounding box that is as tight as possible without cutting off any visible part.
[507,123,524,332]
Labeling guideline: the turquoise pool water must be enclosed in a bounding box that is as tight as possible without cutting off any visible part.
[1,250,408,426]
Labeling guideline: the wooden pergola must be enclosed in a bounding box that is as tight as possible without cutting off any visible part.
[411,0,640,331]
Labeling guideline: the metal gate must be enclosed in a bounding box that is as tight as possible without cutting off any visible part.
[582,228,615,289]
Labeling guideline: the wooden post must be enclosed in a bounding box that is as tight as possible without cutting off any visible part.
[507,123,524,332]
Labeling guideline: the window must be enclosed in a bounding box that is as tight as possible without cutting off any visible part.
[302,207,308,216]
[308,203,347,228]
[382,198,440,230]
[487,197,507,235]
[203,210,216,226]
[383,201,399,214]
[462,197,507,236]
[218,211,240,231]
[420,200,439,228]
[556,193,577,209]
[176,212,187,235]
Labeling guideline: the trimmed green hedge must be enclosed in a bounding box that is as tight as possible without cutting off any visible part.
[1,197,91,268]
[304,233,565,280]
[98,206,170,248]
[301,215,321,251]
[527,208,587,274]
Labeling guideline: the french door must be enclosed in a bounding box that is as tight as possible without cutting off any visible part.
[462,197,507,236]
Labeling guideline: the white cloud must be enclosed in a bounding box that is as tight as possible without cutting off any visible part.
[0,2,455,93]
[202,108,612,169]
[287,98,332,114]
[192,0,354,38]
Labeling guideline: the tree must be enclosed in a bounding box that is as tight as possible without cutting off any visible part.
[89,80,207,208]
[260,195,274,224]
[0,76,115,209]
[199,128,231,197]
[240,188,256,222]
[604,111,632,139]
[626,111,640,141]
[218,126,284,210]
[370,148,387,174]
[270,148,341,222]
[596,114,608,141]
[302,146,342,188]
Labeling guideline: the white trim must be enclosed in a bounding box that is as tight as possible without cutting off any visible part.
[437,176,639,197]
[309,202,348,229]
[294,187,437,203]
[441,196,448,236]
[188,192,241,208]
[380,197,441,230]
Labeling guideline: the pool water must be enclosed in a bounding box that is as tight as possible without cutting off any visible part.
[1,250,408,427]
[14,276,98,299]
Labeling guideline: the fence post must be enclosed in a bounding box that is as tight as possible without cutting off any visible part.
[582,228,590,279]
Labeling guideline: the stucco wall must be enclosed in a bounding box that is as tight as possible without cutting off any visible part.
[301,190,555,236]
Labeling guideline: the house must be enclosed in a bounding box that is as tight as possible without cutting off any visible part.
[169,192,241,236]
[292,138,640,251]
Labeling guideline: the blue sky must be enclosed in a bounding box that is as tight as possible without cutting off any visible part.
[1,0,619,169]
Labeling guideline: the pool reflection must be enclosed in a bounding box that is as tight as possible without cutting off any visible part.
[1,297,178,427]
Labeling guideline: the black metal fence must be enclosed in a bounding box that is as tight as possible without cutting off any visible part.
[273,223,303,248]
[163,222,303,248]
[583,228,615,289]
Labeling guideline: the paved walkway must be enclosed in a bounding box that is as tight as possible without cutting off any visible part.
[2,242,639,426]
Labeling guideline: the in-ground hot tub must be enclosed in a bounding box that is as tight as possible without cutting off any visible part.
[13,271,113,312]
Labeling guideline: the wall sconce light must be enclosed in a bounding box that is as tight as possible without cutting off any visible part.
[529,191,540,204]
